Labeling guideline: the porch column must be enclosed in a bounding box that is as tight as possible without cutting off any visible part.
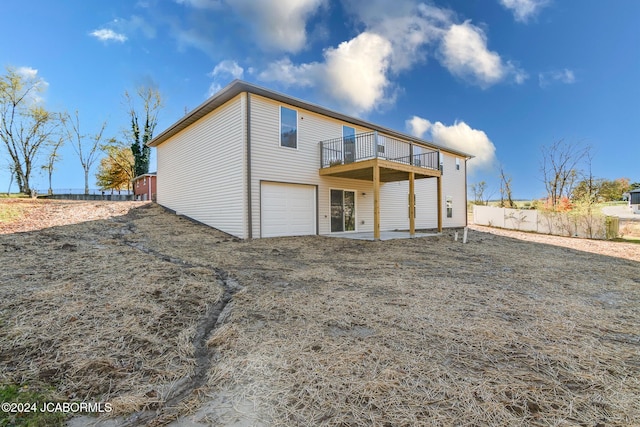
[373,165,381,240]
[409,172,415,236]
[437,176,443,232]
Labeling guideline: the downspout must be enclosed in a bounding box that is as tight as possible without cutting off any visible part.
[246,92,253,239]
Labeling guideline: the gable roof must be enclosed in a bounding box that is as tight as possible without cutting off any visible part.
[147,80,473,159]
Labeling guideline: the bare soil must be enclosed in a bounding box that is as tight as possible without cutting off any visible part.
[1,200,639,426]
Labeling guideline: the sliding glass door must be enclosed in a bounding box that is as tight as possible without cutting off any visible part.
[331,189,356,232]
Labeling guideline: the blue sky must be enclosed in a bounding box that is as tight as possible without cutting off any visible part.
[1,0,638,198]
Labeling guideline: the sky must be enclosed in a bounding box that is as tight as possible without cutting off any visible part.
[0,0,638,199]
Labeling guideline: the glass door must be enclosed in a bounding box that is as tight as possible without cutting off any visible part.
[331,189,356,232]
[343,126,355,164]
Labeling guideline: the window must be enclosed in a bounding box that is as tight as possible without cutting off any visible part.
[280,106,297,149]
[446,196,453,218]
[456,158,460,170]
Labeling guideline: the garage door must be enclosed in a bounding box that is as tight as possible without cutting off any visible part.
[261,182,316,237]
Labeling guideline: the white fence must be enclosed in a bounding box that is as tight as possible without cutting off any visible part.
[472,205,618,239]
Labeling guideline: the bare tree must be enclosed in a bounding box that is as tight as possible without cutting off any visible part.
[470,181,487,205]
[540,140,589,209]
[0,67,58,194]
[41,132,65,195]
[64,110,107,195]
[499,166,514,208]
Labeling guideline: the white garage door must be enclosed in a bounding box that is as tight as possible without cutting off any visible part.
[261,182,316,237]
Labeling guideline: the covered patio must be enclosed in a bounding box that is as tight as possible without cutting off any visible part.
[320,131,443,240]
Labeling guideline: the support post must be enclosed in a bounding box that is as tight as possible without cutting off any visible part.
[409,172,415,236]
[437,176,442,232]
[373,165,381,240]
[374,131,379,158]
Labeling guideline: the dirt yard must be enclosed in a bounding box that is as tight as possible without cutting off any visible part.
[1,199,639,426]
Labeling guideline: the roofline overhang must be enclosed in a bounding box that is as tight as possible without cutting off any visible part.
[132,172,157,182]
[146,79,474,159]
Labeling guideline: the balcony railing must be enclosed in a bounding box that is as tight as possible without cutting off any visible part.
[319,131,440,171]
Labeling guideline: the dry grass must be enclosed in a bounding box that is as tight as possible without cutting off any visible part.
[1,200,639,426]
[0,202,225,417]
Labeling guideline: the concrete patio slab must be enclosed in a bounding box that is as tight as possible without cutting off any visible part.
[326,231,441,241]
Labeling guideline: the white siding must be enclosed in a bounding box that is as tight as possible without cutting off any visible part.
[380,179,438,230]
[378,152,467,230]
[248,95,374,236]
[441,153,467,227]
[156,94,247,238]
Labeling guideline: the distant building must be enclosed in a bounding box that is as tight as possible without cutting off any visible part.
[630,189,640,214]
[132,173,156,201]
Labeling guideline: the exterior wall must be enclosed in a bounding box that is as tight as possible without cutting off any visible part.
[379,179,438,230]
[248,94,374,237]
[133,175,157,201]
[156,94,247,238]
[378,152,467,230]
[247,93,468,236]
[440,153,467,228]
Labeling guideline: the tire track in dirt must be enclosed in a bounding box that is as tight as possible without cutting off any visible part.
[112,217,242,427]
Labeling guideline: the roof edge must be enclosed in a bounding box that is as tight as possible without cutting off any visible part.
[147,80,474,159]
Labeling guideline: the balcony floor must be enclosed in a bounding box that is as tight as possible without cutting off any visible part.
[319,158,440,182]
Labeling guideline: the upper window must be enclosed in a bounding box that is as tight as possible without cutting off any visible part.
[280,106,297,149]
[456,158,460,170]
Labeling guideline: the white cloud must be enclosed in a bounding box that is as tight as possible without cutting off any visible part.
[499,0,549,23]
[341,0,450,73]
[538,68,575,87]
[90,16,155,44]
[323,32,393,113]
[211,60,244,80]
[258,1,527,113]
[406,116,497,172]
[439,21,527,88]
[225,0,325,53]
[259,32,393,115]
[16,66,39,80]
[258,58,319,87]
[14,67,49,104]
[90,28,128,43]
[208,60,245,95]
[175,0,325,53]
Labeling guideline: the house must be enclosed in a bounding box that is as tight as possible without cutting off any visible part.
[132,173,157,201]
[147,80,473,239]
[630,189,640,214]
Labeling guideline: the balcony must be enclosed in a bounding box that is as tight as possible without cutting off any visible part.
[319,131,440,182]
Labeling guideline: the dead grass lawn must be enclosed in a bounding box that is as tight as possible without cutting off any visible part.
[1,200,638,426]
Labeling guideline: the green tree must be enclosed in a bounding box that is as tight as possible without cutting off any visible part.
[0,67,58,194]
[125,86,162,177]
[64,110,107,194]
[599,177,630,201]
[96,140,135,193]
